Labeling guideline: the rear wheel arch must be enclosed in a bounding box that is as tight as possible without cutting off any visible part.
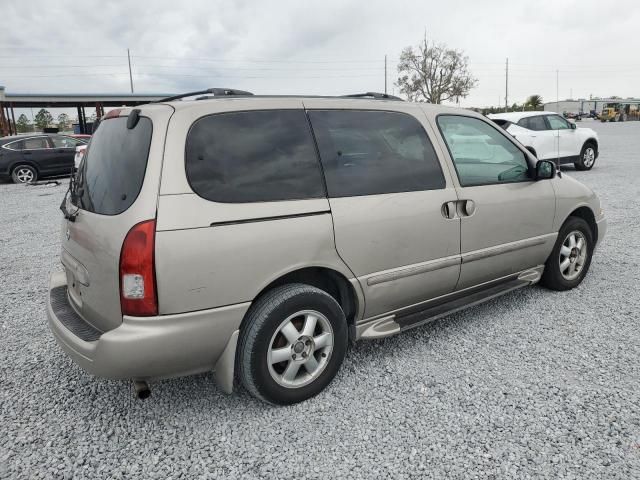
[9,160,40,175]
[244,266,360,340]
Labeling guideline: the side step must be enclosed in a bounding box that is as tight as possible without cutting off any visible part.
[395,278,528,331]
[357,272,538,340]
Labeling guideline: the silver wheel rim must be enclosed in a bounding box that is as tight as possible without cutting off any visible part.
[267,310,334,388]
[583,147,595,167]
[559,230,588,281]
[16,168,34,183]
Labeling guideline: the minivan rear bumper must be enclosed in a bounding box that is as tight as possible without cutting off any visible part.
[47,271,250,385]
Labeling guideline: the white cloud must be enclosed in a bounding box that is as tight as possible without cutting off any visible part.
[1,0,639,107]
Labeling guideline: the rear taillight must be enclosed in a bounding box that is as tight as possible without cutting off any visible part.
[119,219,158,316]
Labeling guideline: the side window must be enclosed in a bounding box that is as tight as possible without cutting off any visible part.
[23,137,50,150]
[52,136,83,148]
[546,115,570,130]
[3,140,25,151]
[437,115,531,186]
[518,116,547,131]
[185,110,324,203]
[308,110,445,197]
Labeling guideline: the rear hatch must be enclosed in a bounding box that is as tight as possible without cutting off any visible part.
[60,105,173,333]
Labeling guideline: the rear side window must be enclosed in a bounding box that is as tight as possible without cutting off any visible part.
[23,137,50,150]
[517,116,547,131]
[75,116,152,215]
[185,110,324,203]
[308,110,445,197]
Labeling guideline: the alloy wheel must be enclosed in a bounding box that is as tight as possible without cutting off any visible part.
[559,230,588,281]
[583,147,595,168]
[15,167,35,183]
[267,310,334,388]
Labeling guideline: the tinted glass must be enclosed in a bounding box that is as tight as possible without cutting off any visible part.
[52,136,84,148]
[23,137,50,149]
[547,115,570,130]
[75,116,152,215]
[4,140,24,151]
[438,115,530,186]
[186,110,324,203]
[518,116,547,131]
[308,110,445,197]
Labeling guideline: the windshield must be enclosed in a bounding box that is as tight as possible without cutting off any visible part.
[74,116,152,215]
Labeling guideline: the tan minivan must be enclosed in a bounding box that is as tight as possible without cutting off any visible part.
[48,89,606,405]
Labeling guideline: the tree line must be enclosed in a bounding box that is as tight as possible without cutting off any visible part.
[15,109,97,133]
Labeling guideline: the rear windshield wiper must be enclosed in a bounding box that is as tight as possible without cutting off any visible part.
[60,172,80,222]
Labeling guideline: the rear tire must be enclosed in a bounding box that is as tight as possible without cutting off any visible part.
[541,217,593,291]
[574,142,597,171]
[237,284,348,405]
[11,164,37,184]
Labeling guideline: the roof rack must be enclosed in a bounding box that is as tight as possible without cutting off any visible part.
[342,92,403,101]
[155,88,254,103]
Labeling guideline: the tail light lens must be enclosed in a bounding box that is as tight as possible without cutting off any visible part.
[119,219,158,316]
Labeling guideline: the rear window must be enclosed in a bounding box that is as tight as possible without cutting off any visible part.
[185,110,324,203]
[75,116,152,215]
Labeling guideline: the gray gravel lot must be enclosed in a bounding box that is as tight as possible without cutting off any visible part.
[1,119,639,479]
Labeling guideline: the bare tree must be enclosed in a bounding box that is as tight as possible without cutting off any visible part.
[396,36,477,104]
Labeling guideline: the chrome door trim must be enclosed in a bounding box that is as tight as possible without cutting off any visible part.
[461,233,557,264]
[365,255,461,286]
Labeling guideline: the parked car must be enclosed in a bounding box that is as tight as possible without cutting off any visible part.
[0,134,88,183]
[488,111,599,170]
[49,92,606,405]
[69,134,92,141]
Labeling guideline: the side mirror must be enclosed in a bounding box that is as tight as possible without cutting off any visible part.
[570,122,577,129]
[536,160,555,180]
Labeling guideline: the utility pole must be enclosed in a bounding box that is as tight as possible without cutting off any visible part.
[384,55,387,95]
[505,57,509,112]
[127,48,134,94]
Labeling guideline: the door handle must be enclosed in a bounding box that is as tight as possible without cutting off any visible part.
[461,200,476,216]
[441,201,457,219]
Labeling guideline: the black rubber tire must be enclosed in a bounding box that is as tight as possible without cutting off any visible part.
[237,283,348,405]
[541,216,594,291]
[574,142,597,171]
[11,164,38,184]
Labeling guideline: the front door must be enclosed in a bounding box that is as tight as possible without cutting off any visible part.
[305,104,461,319]
[436,114,557,290]
[545,114,578,161]
[50,136,84,173]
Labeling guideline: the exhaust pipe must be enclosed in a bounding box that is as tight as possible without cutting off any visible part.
[133,380,151,400]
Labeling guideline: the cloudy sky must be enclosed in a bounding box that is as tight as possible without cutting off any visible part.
[1,0,639,116]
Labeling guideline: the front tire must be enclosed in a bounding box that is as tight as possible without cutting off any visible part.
[541,217,594,291]
[237,284,348,405]
[574,142,597,170]
[11,164,37,184]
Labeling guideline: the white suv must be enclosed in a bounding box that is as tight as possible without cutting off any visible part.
[488,112,599,170]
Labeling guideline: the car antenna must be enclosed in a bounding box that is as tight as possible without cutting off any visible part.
[555,123,562,177]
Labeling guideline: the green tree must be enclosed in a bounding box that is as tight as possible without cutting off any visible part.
[16,114,32,133]
[34,109,54,130]
[396,35,477,104]
[57,113,70,131]
[525,95,543,110]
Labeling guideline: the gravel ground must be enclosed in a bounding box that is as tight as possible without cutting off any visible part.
[1,120,639,479]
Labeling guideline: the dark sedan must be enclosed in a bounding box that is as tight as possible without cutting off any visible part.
[0,134,88,183]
